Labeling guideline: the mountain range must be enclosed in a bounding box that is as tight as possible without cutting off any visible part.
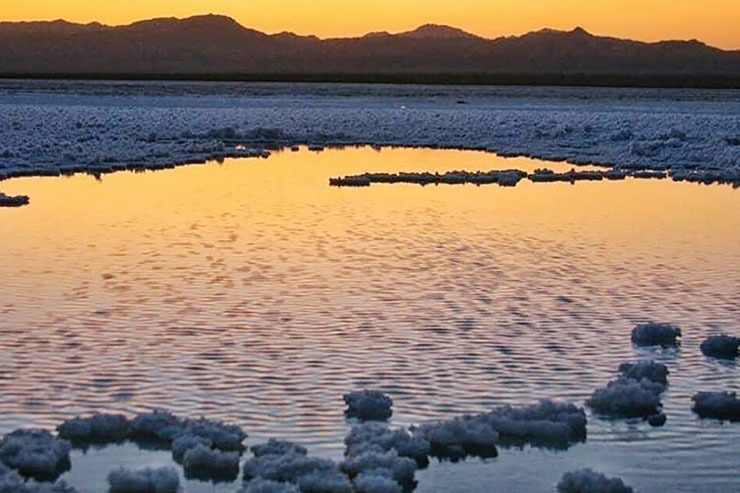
[1,15,739,81]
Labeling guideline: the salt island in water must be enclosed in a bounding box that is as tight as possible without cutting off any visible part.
[0,82,739,493]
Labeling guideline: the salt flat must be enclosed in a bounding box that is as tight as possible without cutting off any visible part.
[0,81,738,185]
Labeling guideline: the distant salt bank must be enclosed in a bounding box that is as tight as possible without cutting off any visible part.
[0,191,29,207]
[327,167,733,188]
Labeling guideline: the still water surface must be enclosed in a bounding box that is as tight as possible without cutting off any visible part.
[0,147,738,492]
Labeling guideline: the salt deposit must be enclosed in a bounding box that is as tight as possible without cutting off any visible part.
[557,469,634,493]
[700,335,740,359]
[692,392,740,422]
[343,391,393,421]
[107,467,179,493]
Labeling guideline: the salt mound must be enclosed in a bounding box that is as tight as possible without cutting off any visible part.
[692,392,740,422]
[128,411,184,444]
[344,391,393,421]
[239,479,301,493]
[415,417,498,460]
[354,473,403,493]
[296,469,352,493]
[618,361,669,385]
[252,440,307,458]
[0,466,77,493]
[107,467,179,493]
[129,411,246,452]
[341,451,417,485]
[700,335,740,359]
[180,417,246,451]
[631,323,681,347]
[243,452,338,483]
[0,429,71,481]
[182,444,240,481]
[481,399,587,447]
[415,399,586,459]
[57,414,129,444]
[557,469,634,493]
[171,434,212,462]
[344,422,430,464]
[587,378,664,418]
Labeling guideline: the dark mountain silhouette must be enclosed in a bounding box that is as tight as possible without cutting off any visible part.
[1,14,738,80]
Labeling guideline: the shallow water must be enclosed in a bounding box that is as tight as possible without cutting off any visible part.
[1,147,739,492]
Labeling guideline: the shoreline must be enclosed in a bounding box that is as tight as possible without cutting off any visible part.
[1,73,740,90]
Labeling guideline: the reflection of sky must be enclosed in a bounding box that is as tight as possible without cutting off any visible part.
[1,146,739,492]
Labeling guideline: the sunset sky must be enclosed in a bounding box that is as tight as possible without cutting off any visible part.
[2,0,739,49]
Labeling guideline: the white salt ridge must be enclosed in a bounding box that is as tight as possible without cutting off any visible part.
[587,378,666,419]
[182,444,240,480]
[692,392,740,422]
[557,469,634,493]
[700,335,740,359]
[1,83,737,186]
[630,323,681,347]
[107,467,179,493]
[618,361,669,385]
[0,430,71,481]
[344,391,393,421]
[344,422,430,464]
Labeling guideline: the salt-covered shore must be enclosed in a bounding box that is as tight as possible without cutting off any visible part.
[0,81,738,188]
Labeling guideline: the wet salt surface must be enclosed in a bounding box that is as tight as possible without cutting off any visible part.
[0,146,738,492]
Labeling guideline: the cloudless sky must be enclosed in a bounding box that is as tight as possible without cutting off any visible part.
[2,0,739,49]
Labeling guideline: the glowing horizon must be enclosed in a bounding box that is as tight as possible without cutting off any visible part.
[2,0,739,50]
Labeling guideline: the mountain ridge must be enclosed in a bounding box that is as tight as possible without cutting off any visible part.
[1,14,738,78]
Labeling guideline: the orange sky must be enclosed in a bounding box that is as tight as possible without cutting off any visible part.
[2,0,739,49]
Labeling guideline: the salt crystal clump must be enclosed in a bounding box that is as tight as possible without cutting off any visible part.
[252,440,307,458]
[414,416,498,460]
[344,422,430,464]
[353,473,403,493]
[341,450,417,485]
[107,467,180,493]
[481,400,587,447]
[344,391,393,421]
[242,443,350,492]
[0,429,71,481]
[557,469,634,493]
[171,434,212,462]
[239,479,301,493]
[700,335,740,360]
[56,414,129,444]
[180,417,246,451]
[415,399,586,459]
[128,410,184,444]
[692,392,740,421]
[129,411,246,453]
[182,444,240,481]
[618,361,669,385]
[631,323,681,347]
[587,378,665,418]
[0,470,78,493]
[296,469,353,493]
